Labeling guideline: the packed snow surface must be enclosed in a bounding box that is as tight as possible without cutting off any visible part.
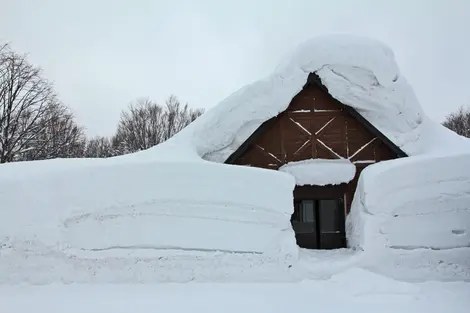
[2,269,469,313]
[279,158,356,186]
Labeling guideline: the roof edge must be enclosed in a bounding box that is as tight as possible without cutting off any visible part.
[305,72,408,158]
[224,116,278,164]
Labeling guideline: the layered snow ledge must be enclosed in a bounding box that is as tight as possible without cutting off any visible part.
[0,161,298,259]
[347,153,470,251]
[279,159,356,186]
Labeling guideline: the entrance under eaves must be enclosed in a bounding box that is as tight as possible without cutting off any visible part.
[223,75,407,249]
[290,185,347,249]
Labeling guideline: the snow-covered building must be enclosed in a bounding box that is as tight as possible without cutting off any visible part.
[136,34,468,252]
[223,72,407,249]
[1,35,469,280]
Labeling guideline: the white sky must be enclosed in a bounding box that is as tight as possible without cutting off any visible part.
[2,0,470,136]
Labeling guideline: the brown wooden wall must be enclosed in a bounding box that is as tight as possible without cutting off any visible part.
[232,83,400,213]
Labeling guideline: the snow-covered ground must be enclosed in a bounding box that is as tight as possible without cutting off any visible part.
[2,269,470,313]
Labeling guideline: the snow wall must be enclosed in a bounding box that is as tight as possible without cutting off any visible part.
[346,153,470,251]
[0,161,298,261]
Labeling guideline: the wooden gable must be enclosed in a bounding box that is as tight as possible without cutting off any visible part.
[229,83,401,169]
[225,74,406,212]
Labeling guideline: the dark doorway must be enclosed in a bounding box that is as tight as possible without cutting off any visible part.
[291,198,346,249]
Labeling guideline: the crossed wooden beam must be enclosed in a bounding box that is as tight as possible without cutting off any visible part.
[254,112,378,167]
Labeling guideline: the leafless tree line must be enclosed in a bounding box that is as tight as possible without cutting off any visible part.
[0,43,85,163]
[85,98,204,158]
[442,106,470,138]
[111,96,204,156]
[0,43,203,163]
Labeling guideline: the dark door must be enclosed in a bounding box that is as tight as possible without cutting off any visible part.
[291,198,345,249]
[318,199,346,249]
[291,200,318,249]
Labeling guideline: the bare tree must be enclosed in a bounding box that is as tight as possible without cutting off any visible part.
[112,96,204,155]
[0,43,84,162]
[112,98,165,154]
[443,106,470,138]
[84,136,114,158]
[164,95,204,140]
[19,101,86,160]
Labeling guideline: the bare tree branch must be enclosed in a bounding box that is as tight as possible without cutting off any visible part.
[84,136,114,158]
[112,95,204,155]
[0,43,85,163]
[442,106,470,138]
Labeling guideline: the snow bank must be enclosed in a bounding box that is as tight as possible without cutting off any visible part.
[347,153,470,251]
[0,160,298,259]
[279,158,356,186]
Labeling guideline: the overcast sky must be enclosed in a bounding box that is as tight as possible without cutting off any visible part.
[2,0,469,136]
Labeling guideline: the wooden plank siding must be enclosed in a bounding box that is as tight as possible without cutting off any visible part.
[230,83,402,213]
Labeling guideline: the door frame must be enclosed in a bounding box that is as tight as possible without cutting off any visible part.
[292,184,347,249]
[294,184,348,200]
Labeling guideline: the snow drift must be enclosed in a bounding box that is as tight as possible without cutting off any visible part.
[0,161,297,258]
[347,154,470,251]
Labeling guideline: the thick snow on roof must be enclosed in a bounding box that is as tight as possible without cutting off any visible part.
[123,34,469,164]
